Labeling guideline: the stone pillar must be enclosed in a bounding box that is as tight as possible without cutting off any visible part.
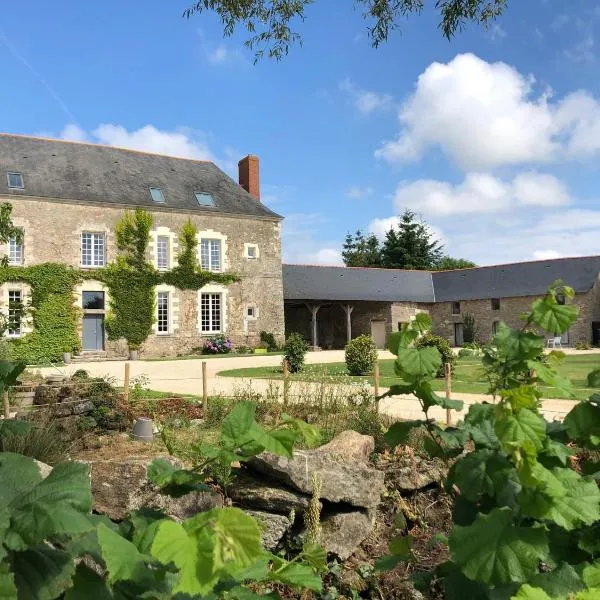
[341,304,354,344]
[306,304,321,349]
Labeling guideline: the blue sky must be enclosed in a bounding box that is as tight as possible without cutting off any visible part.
[2,0,600,266]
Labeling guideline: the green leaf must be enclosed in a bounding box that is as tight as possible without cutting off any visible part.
[395,346,441,380]
[449,507,548,585]
[0,452,43,505]
[97,523,147,584]
[527,362,573,397]
[564,401,600,446]
[0,566,17,600]
[448,450,496,502]
[0,419,31,438]
[129,509,167,555]
[301,543,327,573]
[495,409,546,453]
[225,587,279,600]
[0,361,26,396]
[528,562,586,599]
[64,564,113,600]
[494,325,545,361]
[11,462,93,544]
[575,590,600,600]
[147,459,209,497]
[270,562,322,591]
[12,546,75,600]
[152,519,216,596]
[248,423,297,458]
[583,561,600,588]
[375,535,413,571]
[501,386,540,411]
[531,297,578,335]
[540,439,573,466]
[222,402,256,444]
[511,585,551,599]
[280,416,320,447]
[384,420,424,448]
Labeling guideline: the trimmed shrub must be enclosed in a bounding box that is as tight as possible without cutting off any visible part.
[203,334,233,354]
[587,368,600,388]
[283,333,309,373]
[576,342,592,351]
[386,331,403,356]
[260,331,278,352]
[415,332,456,377]
[463,313,478,344]
[345,335,378,376]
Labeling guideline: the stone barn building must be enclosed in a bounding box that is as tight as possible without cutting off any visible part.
[283,257,600,348]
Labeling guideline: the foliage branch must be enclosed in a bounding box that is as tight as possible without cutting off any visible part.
[380,280,600,598]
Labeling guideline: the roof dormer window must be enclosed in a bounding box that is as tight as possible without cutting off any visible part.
[150,187,166,203]
[7,172,24,189]
[195,192,214,207]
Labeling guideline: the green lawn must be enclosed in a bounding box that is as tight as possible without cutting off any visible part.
[217,354,600,401]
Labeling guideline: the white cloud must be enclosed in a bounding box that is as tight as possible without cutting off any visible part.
[339,78,393,115]
[308,248,343,265]
[281,213,343,265]
[197,29,247,66]
[392,172,571,216]
[376,53,600,170]
[56,123,217,162]
[488,24,507,41]
[533,250,563,260]
[346,186,374,199]
[565,33,595,63]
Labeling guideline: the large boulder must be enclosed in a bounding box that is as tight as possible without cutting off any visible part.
[315,431,374,463]
[229,471,312,513]
[320,509,375,560]
[84,457,222,521]
[248,451,385,509]
[245,510,292,551]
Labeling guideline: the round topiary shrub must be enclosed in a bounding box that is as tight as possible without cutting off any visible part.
[587,368,600,388]
[415,332,456,378]
[283,333,309,373]
[345,335,378,376]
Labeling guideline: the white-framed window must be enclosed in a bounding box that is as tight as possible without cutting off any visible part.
[157,291,169,334]
[200,239,222,272]
[7,290,22,336]
[7,172,24,189]
[8,231,23,265]
[150,187,166,203]
[201,292,222,332]
[247,306,256,318]
[156,236,169,270]
[81,232,105,267]
[244,243,259,259]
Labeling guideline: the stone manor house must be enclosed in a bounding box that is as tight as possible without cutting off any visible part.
[1,133,600,359]
[0,134,284,358]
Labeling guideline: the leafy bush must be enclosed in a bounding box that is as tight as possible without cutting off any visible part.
[414,332,455,377]
[347,405,386,452]
[458,346,483,358]
[203,334,233,354]
[345,335,378,376]
[283,332,309,373]
[386,331,403,355]
[235,344,252,354]
[577,341,592,350]
[260,330,279,352]
[203,395,231,427]
[71,369,89,380]
[587,368,600,388]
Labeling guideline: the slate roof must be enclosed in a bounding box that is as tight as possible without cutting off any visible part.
[0,134,280,219]
[283,256,600,303]
[432,256,600,302]
[283,264,435,302]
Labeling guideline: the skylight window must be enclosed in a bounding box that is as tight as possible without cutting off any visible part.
[195,192,214,207]
[150,187,166,203]
[7,172,24,189]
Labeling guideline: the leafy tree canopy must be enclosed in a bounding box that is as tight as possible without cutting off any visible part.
[342,230,382,268]
[184,0,509,60]
[433,255,477,270]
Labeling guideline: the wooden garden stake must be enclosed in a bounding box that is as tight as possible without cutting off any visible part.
[3,391,9,419]
[202,361,208,406]
[445,362,452,425]
[374,361,380,413]
[282,359,290,408]
[123,362,131,404]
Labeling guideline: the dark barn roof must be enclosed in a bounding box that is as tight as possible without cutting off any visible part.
[283,256,600,303]
[432,256,600,302]
[283,264,435,302]
[0,134,280,219]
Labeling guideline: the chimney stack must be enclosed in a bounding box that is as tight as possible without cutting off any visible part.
[238,155,260,201]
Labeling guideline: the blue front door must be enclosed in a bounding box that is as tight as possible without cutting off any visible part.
[83,315,104,350]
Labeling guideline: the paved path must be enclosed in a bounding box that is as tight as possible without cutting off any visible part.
[36,350,579,422]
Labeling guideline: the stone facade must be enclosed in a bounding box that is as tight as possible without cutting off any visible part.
[0,195,284,357]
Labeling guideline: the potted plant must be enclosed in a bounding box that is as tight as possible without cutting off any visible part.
[254,343,269,355]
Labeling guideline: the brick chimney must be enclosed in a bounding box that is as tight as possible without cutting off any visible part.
[238,155,260,201]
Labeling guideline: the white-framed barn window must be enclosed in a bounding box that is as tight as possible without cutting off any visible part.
[156,236,170,270]
[7,290,22,337]
[81,232,105,267]
[200,239,222,272]
[201,292,222,332]
[157,291,169,334]
[8,232,23,265]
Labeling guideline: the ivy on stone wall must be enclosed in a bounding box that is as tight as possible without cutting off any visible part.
[0,207,238,362]
[0,264,82,363]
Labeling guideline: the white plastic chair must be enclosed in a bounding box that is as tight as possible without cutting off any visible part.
[547,336,562,349]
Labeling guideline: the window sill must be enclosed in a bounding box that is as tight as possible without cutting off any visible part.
[80,265,106,269]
